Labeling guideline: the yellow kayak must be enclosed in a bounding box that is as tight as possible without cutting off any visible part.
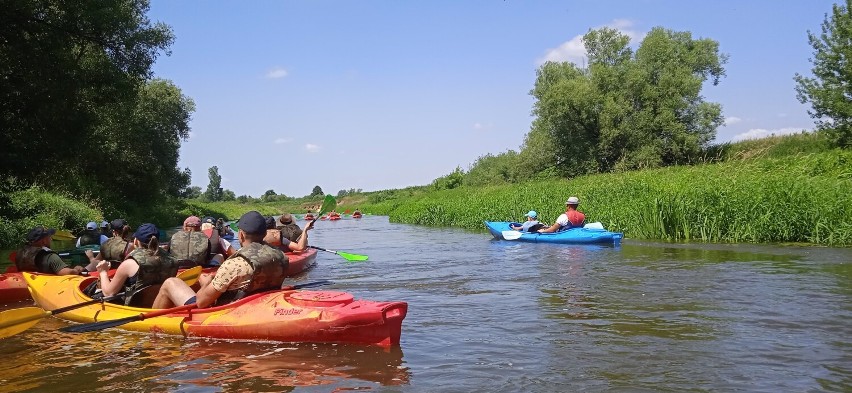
[25,273,407,347]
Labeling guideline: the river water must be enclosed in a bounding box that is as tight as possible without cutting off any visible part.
[1,216,850,392]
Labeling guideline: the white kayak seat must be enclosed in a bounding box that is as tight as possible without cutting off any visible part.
[583,222,604,230]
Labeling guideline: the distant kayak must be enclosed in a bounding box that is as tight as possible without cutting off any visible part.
[484,221,623,245]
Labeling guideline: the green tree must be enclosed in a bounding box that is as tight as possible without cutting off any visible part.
[182,186,202,199]
[432,167,465,190]
[310,185,324,197]
[530,27,727,176]
[0,0,174,184]
[262,189,277,202]
[222,189,236,201]
[204,166,222,201]
[795,0,852,148]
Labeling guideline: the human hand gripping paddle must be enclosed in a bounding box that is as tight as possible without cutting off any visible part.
[0,266,203,339]
[59,279,334,333]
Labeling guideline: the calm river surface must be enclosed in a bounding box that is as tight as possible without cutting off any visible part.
[1,216,850,392]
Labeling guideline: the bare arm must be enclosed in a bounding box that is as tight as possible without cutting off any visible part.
[538,223,561,233]
[288,221,315,252]
[99,259,138,297]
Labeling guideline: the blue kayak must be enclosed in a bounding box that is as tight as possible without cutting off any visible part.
[484,221,623,245]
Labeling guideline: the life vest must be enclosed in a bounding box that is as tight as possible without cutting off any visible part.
[202,227,224,256]
[263,228,284,248]
[276,223,303,242]
[123,248,178,305]
[217,243,288,305]
[168,231,210,266]
[78,229,101,246]
[100,236,129,263]
[15,246,55,273]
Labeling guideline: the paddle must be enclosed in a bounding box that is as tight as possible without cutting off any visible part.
[60,279,334,333]
[308,245,368,262]
[312,194,337,224]
[0,266,202,339]
[502,230,525,240]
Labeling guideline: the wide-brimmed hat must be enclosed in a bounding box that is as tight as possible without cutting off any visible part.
[26,226,56,243]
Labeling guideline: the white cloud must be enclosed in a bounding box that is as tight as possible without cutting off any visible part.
[473,122,492,131]
[266,67,288,79]
[731,127,810,142]
[724,116,742,126]
[274,138,290,144]
[305,143,320,153]
[537,19,644,66]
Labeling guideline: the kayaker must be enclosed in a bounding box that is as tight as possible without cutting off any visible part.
[95,223,179,305]
[201,219,234,263]
[16,226,88,275]
[76,221,108,247]
[167,216,222,267]
[216,217,234,237]
[83,219,134,269]
[275,213,303,242]
[264,213,313,252]
[511,211,542,232]
[99,221,111,238]
[539,196,586,233]
[152,210,315,309]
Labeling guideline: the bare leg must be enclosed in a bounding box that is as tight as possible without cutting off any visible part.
[152,277,197,309]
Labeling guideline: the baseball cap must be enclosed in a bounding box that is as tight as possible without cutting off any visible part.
[100,221,108,228]
[183,216,201,227]
[26,226,56,243]
[110,218,127,229]
[265,216,276,229]
[86,221,97,230]
[525,210,538,218]
[238,211,268,236]
[566,196,580,205]
[202,216,215,225]
[133,223,159,243]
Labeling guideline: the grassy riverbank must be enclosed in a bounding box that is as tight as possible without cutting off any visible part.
[354,135,852,246]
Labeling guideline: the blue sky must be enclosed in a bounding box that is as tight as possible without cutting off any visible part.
[148,0,835,198]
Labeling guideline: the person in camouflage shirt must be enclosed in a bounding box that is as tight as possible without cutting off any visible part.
[152,211,314,309]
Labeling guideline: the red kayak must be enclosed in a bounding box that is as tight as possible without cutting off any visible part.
[1,267,112,304]
[303,214,315,221]
[191,248,317,286]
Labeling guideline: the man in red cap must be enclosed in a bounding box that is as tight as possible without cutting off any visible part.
[152,211,314,309]
[16,226,86,275]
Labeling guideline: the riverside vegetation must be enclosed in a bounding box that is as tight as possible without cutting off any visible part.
[3,2,851,249]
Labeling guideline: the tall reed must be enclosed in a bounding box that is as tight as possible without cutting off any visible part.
[362,151,852,246]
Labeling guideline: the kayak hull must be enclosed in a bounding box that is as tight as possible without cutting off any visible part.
[0,272,29,303]
[484,221,623,244]
[25,274,407,347]
[196,248,318,283]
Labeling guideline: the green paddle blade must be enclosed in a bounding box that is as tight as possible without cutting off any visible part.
[317,194,336,216]
[338,251,369,262]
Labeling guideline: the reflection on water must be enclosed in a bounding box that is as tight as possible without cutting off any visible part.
[0,318,409,392]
